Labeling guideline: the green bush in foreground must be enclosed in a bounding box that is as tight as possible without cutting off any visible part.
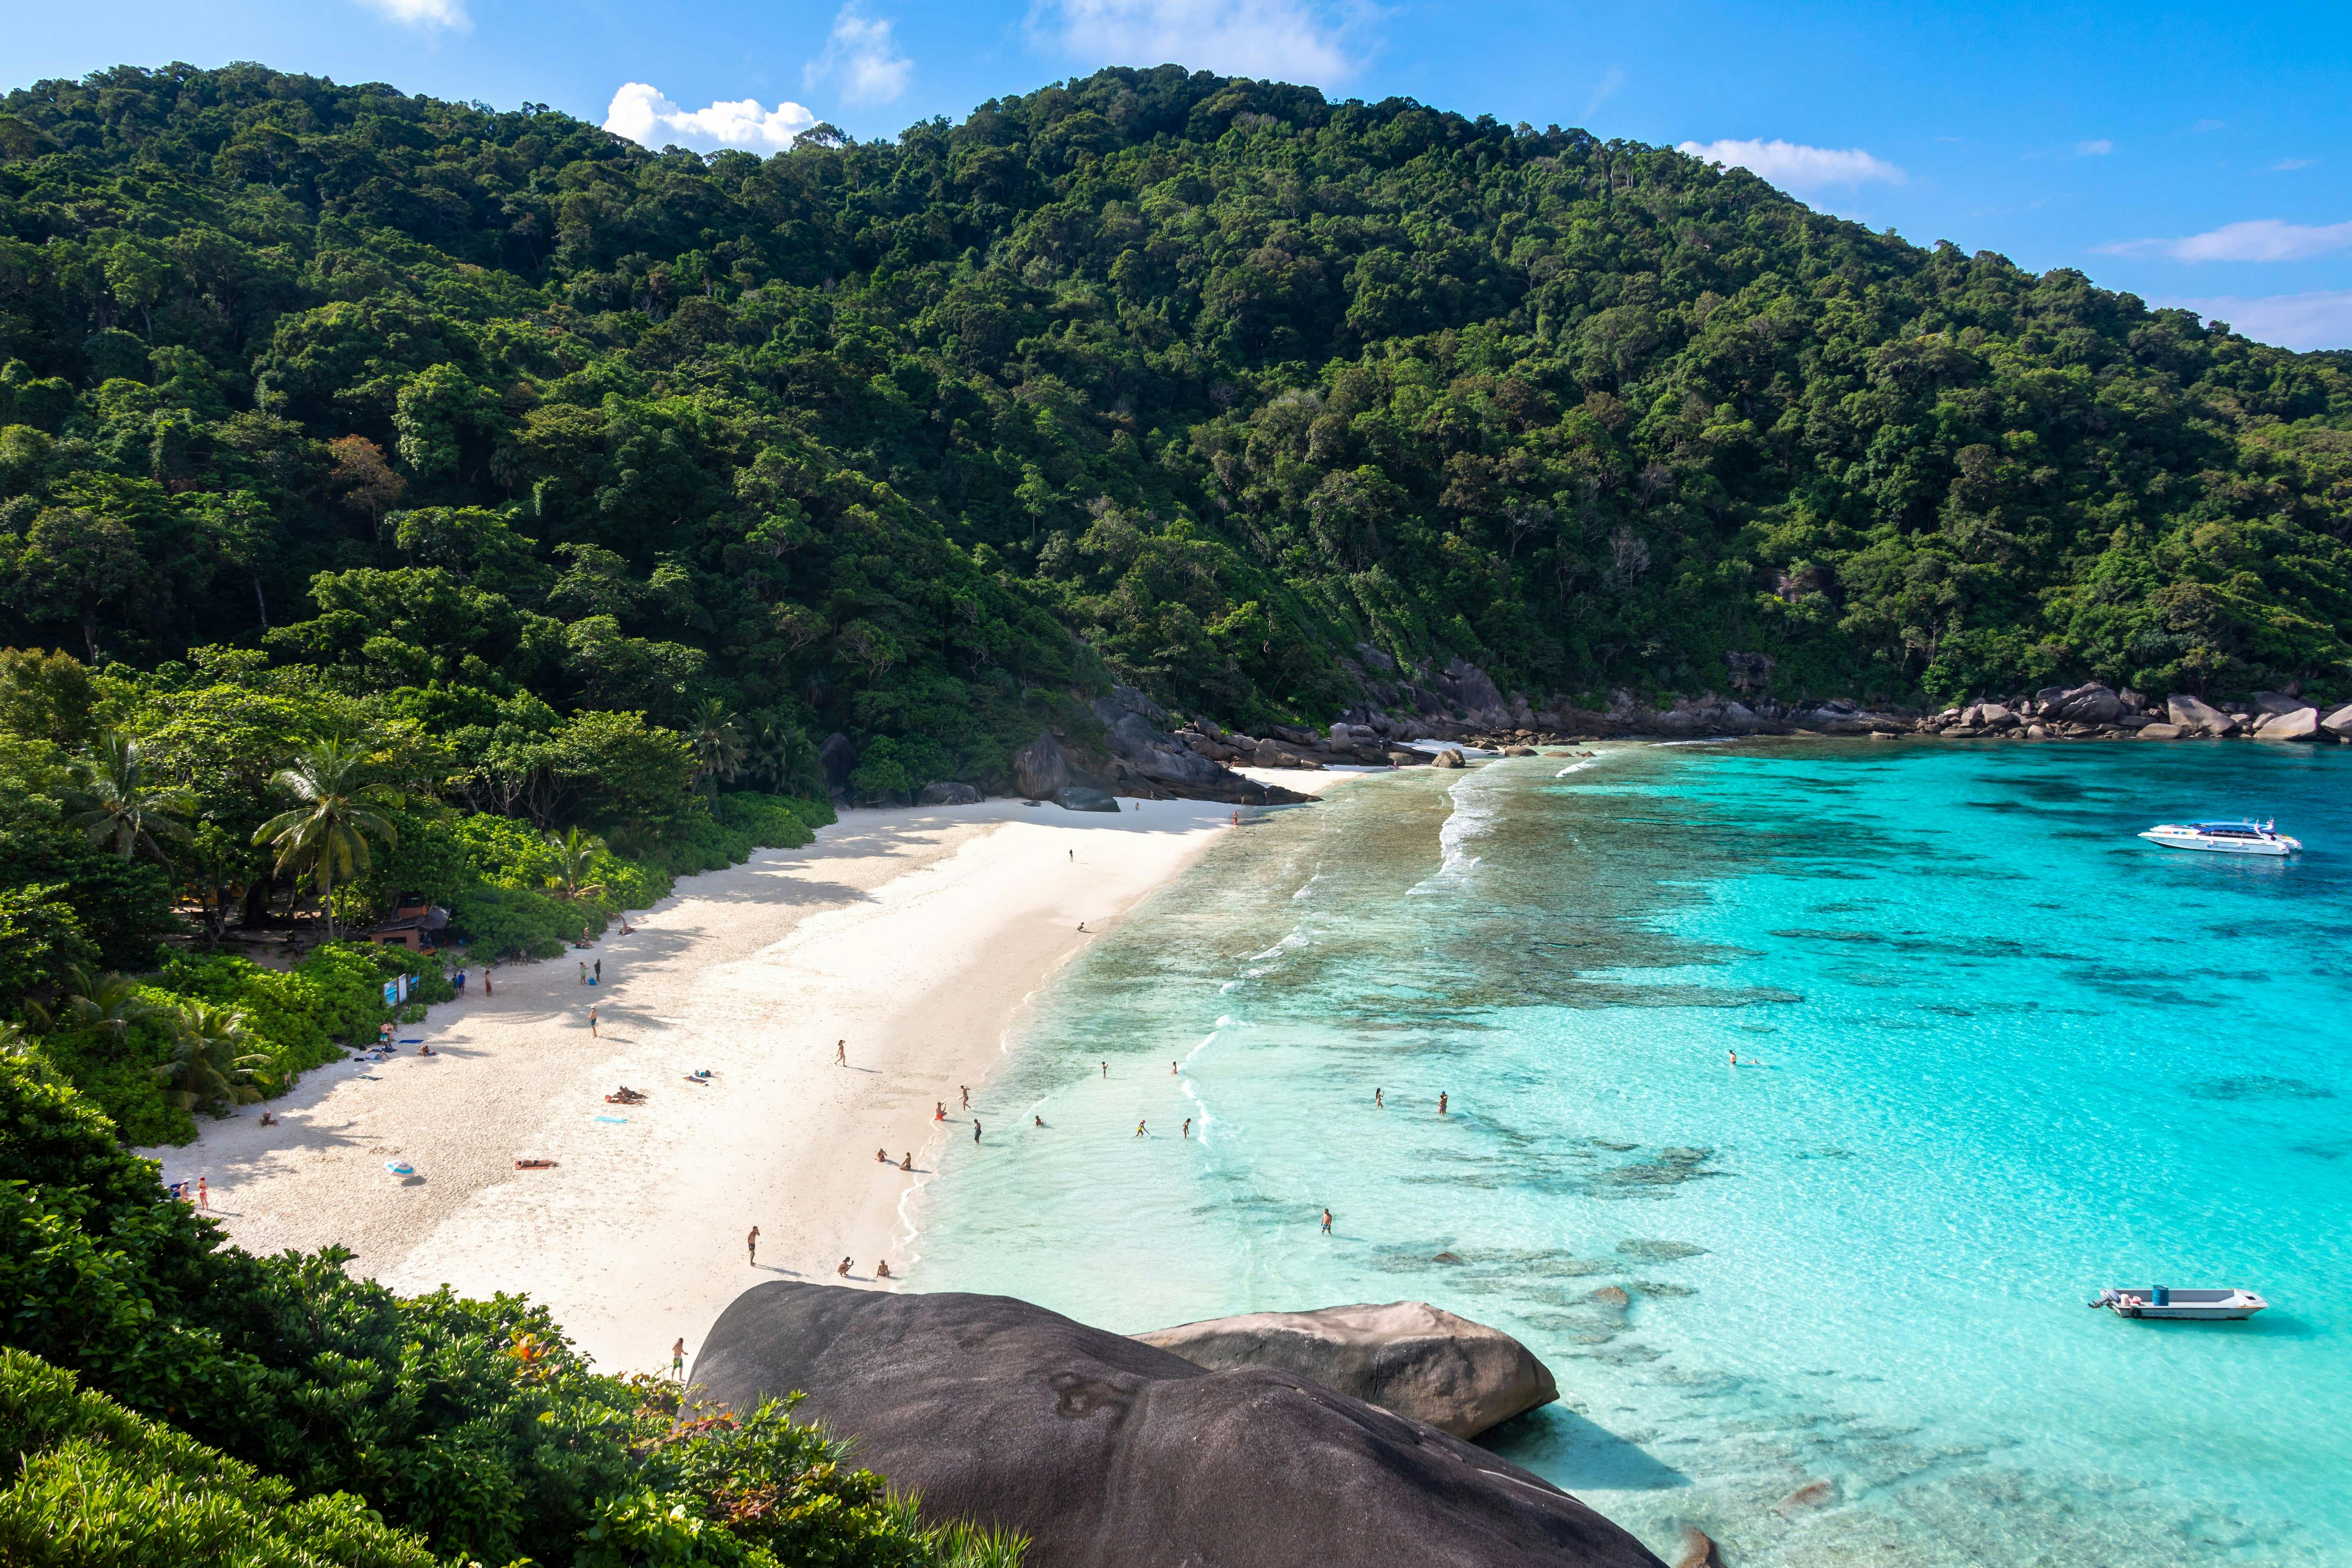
[0,1054,1017,1566]
[0,1348,438,1568]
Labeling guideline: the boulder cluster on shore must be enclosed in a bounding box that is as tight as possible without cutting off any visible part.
[865,665,2349,815]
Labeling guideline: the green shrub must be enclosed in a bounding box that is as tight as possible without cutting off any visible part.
[0,1348,439,1568]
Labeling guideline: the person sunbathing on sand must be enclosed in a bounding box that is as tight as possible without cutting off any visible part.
[876,1260,892,1279]
[876,1148,889,1163]
[899,1152,912,1170]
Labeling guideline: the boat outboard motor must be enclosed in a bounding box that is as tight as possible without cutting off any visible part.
[2151,1285,2169,1307]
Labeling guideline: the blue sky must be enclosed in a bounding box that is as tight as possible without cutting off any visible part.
[15,0,2351,349]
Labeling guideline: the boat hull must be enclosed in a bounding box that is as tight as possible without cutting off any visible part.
[2096,1288,2266,1320]
[2137,832,2292,856]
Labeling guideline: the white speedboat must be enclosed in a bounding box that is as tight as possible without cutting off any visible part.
[2137,820,2300,856]
[2091,1286,2267,1321]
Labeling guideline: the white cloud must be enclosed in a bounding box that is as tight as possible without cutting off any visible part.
[603,83,817,152]
[2273,158,2317,172]
[2191,118,2225,133]
[2098,217,2352,262]
[2075,138,2113,156]
[1036,0,1360,84]
[1677,137,1906,191]
[354,0,468,29]
[804,4,913,104]
[2157,290,2352,351]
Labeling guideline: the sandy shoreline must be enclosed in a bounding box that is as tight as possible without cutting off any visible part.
[148,775,1359,1376]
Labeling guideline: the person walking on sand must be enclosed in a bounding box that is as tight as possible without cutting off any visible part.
[836,1039,846,1066]
[747,1226,760,1266]
[1134,1120,1146,1138]
[578,960,587,986]
[588,1005,598,1038]
[672,1338,687,1378]
[1321,1208,1332,1235]
[961,1085,969,1110]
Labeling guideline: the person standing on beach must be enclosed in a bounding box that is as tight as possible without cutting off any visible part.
[594,959,601,984]
[588,1005,598,1037]
[578,961,587,986]
[974,1119,982,1143]
[747,1226,760,1266]
[1375,1088,1384,1108]
[1101,1060,1108,1078]
[483,967,493,997]
[1438,1091,1448,1115]
[1321,1208,1332,1234]
[1182,1117,1192,1138]
[836,1039,846,1066]
[961,1085,969,1110]
[672,1338,686,1378]
[197,1177,209,1209]
[1171,1061,1178,1075]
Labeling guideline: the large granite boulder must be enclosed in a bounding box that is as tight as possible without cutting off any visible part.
[1133,1301,1557,1440]
[917,780,982,805]
[1054,785,1120,812]
[692,1284,1662,1568]
[2167,694,2237,736]
[1014,731,1077,800]
[2253,706,2321,740]
[2251,690,2310,716]
[2042,683,2122,725]
[2324,703,2352,740]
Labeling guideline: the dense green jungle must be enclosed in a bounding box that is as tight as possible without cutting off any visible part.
[0,57,2350,1568]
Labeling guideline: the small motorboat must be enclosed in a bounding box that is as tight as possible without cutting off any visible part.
[2138,820,2300,856]
[2091,1286,2267,1320]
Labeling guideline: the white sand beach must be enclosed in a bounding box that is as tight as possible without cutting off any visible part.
[148,778,1360,1376]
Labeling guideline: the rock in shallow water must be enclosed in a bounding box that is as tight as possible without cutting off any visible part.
[1133,1300,1558,1439]
[692,1283,1663,1568]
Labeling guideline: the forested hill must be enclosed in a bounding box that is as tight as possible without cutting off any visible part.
[4,63,2350,787]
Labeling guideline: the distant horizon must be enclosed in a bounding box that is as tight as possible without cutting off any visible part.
[8,0,2347,350]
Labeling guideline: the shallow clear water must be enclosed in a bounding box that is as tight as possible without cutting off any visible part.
[914,740,2352,1567]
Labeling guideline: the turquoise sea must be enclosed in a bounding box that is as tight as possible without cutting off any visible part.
[914,740,2352,1567]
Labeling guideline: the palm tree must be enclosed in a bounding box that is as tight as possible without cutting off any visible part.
[157,1000,268,1114]
[251,739,400,943]
[687,698,745,796]
[26,967,158,1058]
[747,719,818,796]
[64,731,195,873]
[545,826,607,901]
